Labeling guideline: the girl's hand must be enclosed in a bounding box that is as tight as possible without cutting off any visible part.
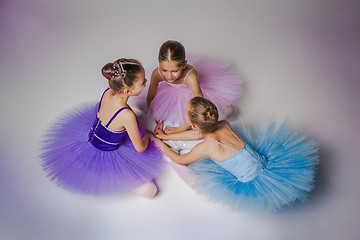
[154,127,167,140]
[154,120,164,132]
[164,122,191,134]
[145,128,155,136]
[164,127,180,134]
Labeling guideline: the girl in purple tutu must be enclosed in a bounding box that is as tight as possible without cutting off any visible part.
[146,40,242,139]
[154,97,318,211]
[39,58,164,197]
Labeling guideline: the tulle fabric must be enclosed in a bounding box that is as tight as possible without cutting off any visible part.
[129,54,242,124]
[188,116,319,211]
[39,102,164,195]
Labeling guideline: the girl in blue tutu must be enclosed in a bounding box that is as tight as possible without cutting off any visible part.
[40,58,164,197]
[154,97,318,211]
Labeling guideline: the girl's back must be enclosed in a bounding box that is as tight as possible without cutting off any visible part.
[98,89,128,132]
[204,121,245,162]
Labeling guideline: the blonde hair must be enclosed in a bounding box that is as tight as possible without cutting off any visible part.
[187,97,219,133]
[158,40,186,67]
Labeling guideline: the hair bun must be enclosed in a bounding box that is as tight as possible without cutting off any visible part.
[202,107,217,121]
[102,63,114,80]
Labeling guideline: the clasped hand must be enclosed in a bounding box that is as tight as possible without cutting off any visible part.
[154,120,167,139]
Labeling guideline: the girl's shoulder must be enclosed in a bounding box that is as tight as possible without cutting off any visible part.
[218,120,231,127]
[193,137,214,153]
[110,107,136,128]
[183,64,199,83]
[150,67,163,83]
[117,107,135,120]
[185,64,198,76]
[209,121,231,136]
[103,101,134,120]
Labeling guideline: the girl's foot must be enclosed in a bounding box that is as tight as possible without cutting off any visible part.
[132,182,157,198]
[220,104,235,119]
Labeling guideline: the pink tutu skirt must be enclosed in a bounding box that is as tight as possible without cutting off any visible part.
[130,54,242,125]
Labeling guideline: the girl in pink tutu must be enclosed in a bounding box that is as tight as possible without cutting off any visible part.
[147,40,242,139]
[39,58,164,198]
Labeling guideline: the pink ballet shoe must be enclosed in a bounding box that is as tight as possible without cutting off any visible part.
[131,182,158,198]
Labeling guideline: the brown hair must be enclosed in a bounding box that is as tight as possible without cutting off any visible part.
[102,58,143,93]
[158,40,186,67]
[187,97,219,133]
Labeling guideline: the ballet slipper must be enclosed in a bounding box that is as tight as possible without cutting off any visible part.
[131,182,157,198]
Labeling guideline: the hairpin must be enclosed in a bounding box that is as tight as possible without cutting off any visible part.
[113,60,126,78]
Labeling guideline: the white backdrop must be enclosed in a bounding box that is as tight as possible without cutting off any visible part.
[1,0,360,239]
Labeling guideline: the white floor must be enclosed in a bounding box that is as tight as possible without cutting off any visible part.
[1,0,360,239]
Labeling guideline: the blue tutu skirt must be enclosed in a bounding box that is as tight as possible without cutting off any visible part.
[39,102,164,195]
[188,117,319,211]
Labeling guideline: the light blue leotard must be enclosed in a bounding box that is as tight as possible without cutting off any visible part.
[209,127,267,182]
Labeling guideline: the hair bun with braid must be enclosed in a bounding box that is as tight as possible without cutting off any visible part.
[188,97,219,133]
[101,63,114,80]
[203,107,217,121]
[101,58,144,93]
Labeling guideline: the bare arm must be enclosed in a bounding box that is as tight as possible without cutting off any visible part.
[122,109,151,152]
[146,69,161,107]
[154,138,207,165]
[156,127,202,141]
[127,104,154,135]
[126,104,142,124]
[185,69,203,97]
[164,122,192,134]
[154,121,202,140]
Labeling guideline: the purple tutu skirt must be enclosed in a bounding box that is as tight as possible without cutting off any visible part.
[39,102,164,195]
[130,54,242,125]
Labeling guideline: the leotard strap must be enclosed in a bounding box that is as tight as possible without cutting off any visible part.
[98,88,110,111]
[205,126,244,152]
[105,107,129,128]
[183,67,194,84]
[206,138,239,152]
[225,126,244,143]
